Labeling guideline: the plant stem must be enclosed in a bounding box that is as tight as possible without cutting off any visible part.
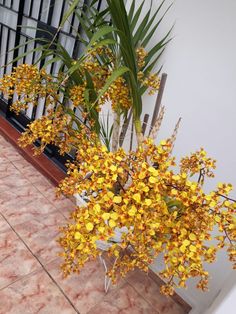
[217,194,236,202]
[112,109,120,152]
[134,118,144,147]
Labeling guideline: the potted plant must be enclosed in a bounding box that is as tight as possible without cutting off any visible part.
[0,0,235,296]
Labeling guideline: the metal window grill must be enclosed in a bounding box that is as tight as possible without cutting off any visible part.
[0,0,104,168]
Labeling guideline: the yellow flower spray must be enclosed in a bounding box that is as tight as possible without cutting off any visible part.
[0,47,235,296]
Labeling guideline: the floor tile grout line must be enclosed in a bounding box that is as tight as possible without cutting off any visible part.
[0,209,67,232]
[2,144,73,218]
[21,175,71,217]
[0,215,43,292]
[0,166,67,219]
[0,266,42,292]
[0,182,60,218]
[0,212,80,314]
[10,156,72,204]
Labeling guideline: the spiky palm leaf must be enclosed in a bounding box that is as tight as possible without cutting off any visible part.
[3,0,172,147]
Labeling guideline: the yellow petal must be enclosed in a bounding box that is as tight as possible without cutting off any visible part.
[189,245,197,252]
[178,265,185,272]
[110,165,117,172]
[102,213,110,220]
[94,204,101,213]
[172,257,178,264]
[128,206,137,216]
[153,222,160,228]
[107,191,114,198]
[160,140,167,146]
[183,239,190,247]
[114,250,119,257]
[113,196,122,204]
[148,166,156,173]
[76,224,81,230]
[91,236,98,243]
[187,252,194,258]
[143,186,150,193]
[181,228,188,236]
[98,226,105,233]
[189,233,197,241]
[74,232,81,240]
[117,167,123,173]
[86,223,94,232]
[148,167,158,176]
[149,176,158,184]
[101,146,107,152]
[209,201,216,207]
[138,172,146,180]
[97,178,104,184]
[110,212,119,220]
[112,174,118,181]
[145,199,152,206]
[180,245,186,253]
[109,219,116,228]
[132,193,141,203]
[77,243,84,250]
[229,224,235,230]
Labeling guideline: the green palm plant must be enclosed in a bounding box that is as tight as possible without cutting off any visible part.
[108,0,172,146]
[3,0,172,151]
[72,0,172,149]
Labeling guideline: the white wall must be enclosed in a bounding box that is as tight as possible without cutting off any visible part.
[132,0,236,312]
[205,271,236,314]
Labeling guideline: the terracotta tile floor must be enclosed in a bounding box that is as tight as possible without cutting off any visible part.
[0,134,190,314]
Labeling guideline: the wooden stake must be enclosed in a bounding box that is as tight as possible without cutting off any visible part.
[119,110,132,147]
[149,73,167,136]
[142,114,149,136]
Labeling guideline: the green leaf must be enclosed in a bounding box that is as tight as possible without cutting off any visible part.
[7,45,47,66]
[84,71,97,103]
[167,199,184,211]
[107,0,143,119]
[143,48,165,75]
[66,108,85,130]
[133,8,151,45]
[141,0,166,42]
[142,3,173,48]
[74,11,93,39]
[85,70,94,90]
[128,0,135,24]
[54,43,83,84]
[91,0,100,6]
[60,0,80,28]
[42,57,61,68]
[86,26,115,51]
[130,0,145,33]
[19,25,56,37]
[89,38,116,51]
[99,112,113,151]
[146,26,173,64]
[95,66,130,106]
[84,88,90,104]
